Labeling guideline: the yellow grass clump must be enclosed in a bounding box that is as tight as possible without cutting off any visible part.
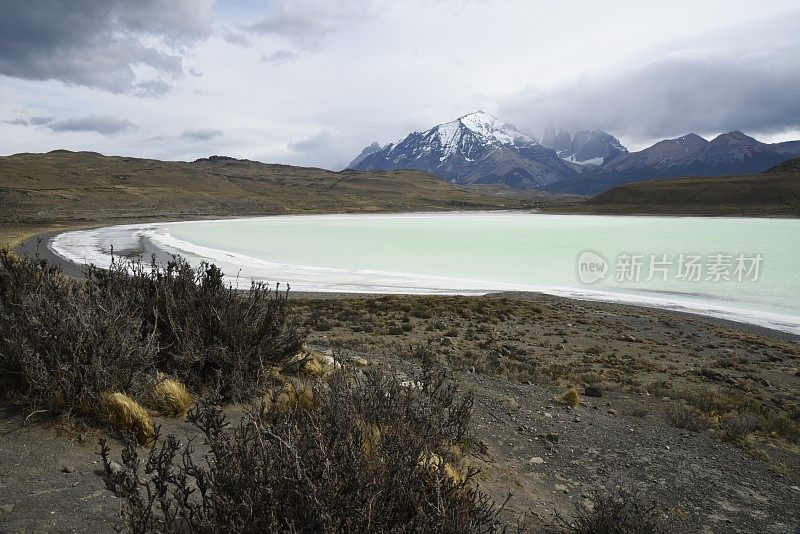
[301,352,339,379]
[98,391,154,444]
[303,357,325,378]
[355,418,383,458]
[557,386,581,407]
[418,452,465,484]
[150,378,192,417]
[264,382,316,412]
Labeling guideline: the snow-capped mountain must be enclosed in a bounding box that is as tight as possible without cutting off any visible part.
[546,131,797,194]
[541,125,628,166]
[348,111,577,188]
[348,112,800,193]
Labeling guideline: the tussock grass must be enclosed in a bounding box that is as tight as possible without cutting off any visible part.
[264,382,316,412]
[149,378,192,418]
[97,392,154,445]
[557,386,581,407]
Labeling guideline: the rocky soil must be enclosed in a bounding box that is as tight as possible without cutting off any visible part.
[1,292,799,532]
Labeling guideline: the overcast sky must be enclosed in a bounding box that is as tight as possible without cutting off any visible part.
[1,0,799,169]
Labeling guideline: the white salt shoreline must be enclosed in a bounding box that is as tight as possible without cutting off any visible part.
[49,214,800,336]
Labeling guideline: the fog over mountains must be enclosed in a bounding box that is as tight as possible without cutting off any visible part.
[348,112,800,194]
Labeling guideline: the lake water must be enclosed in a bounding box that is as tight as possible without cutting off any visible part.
[50,212,800,334]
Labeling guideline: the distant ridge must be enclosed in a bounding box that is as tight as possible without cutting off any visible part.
[580,156,800,217]
[349,112,800,194]
[545,131,796,194]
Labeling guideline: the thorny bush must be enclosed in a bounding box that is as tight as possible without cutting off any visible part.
[0,248,303,420]
[100,360,510,533]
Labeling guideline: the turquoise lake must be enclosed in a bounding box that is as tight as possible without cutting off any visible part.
[50,212,800,334]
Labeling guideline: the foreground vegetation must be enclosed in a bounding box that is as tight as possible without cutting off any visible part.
[0,249,302,442]
[100,360,509,533]
[0,251,683,532]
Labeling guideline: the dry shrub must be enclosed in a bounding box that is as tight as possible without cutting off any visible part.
[97,392,154,445]
[0,249,156,417]
[558,387,581,407]
[0,249,303,436]
[100,357,508,533]
[665,402,711,432]
[719,412,761,443]
[557,485,672,533]
[89,256,304,400]
[149,378,192,417]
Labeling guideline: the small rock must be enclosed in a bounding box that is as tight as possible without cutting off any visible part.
[790,485,800,492]
[573,417,581,423]
[109,461,124,474]
[607,409,617,415]
[529,456,545,465]
[62,465,75,474]
[556,484,569,494]
[624,334,636,342]
[538,432,559,443]
[0,504,13,515]
[543,412,553,419]
[584,385,602,398]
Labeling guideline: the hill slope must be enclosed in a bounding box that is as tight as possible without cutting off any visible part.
[0,150,534,245]
[578,157,800,216]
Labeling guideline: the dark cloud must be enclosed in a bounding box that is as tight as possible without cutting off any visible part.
[4,115,54,127]
[262,49,300,64]
[247,0,384,50]
[501,48,800,140]
[3,118,31,126]
[0,1,213,94]
[221,27,252,48]
[29,116,54,126]
[180,128,224,141]
[46,116,137,136]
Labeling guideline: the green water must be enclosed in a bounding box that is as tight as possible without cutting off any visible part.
[52,212,800,333]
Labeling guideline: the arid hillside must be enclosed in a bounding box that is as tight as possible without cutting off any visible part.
[577,157,800,217]
[0,150,571,246]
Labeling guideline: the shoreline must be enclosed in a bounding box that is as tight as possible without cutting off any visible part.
[21,224,800,344]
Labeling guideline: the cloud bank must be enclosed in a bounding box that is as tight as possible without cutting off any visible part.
[501,47,800,140]
[0,0,213,95]
[47,116,138,136]
[181,128,224,141]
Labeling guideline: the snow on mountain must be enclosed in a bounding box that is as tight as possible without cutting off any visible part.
[349,111,575,188]
[542,124,628,166]
[546,131,794,195]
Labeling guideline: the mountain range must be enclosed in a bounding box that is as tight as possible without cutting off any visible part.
[348,112,800,194]
[349,111,575,188]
